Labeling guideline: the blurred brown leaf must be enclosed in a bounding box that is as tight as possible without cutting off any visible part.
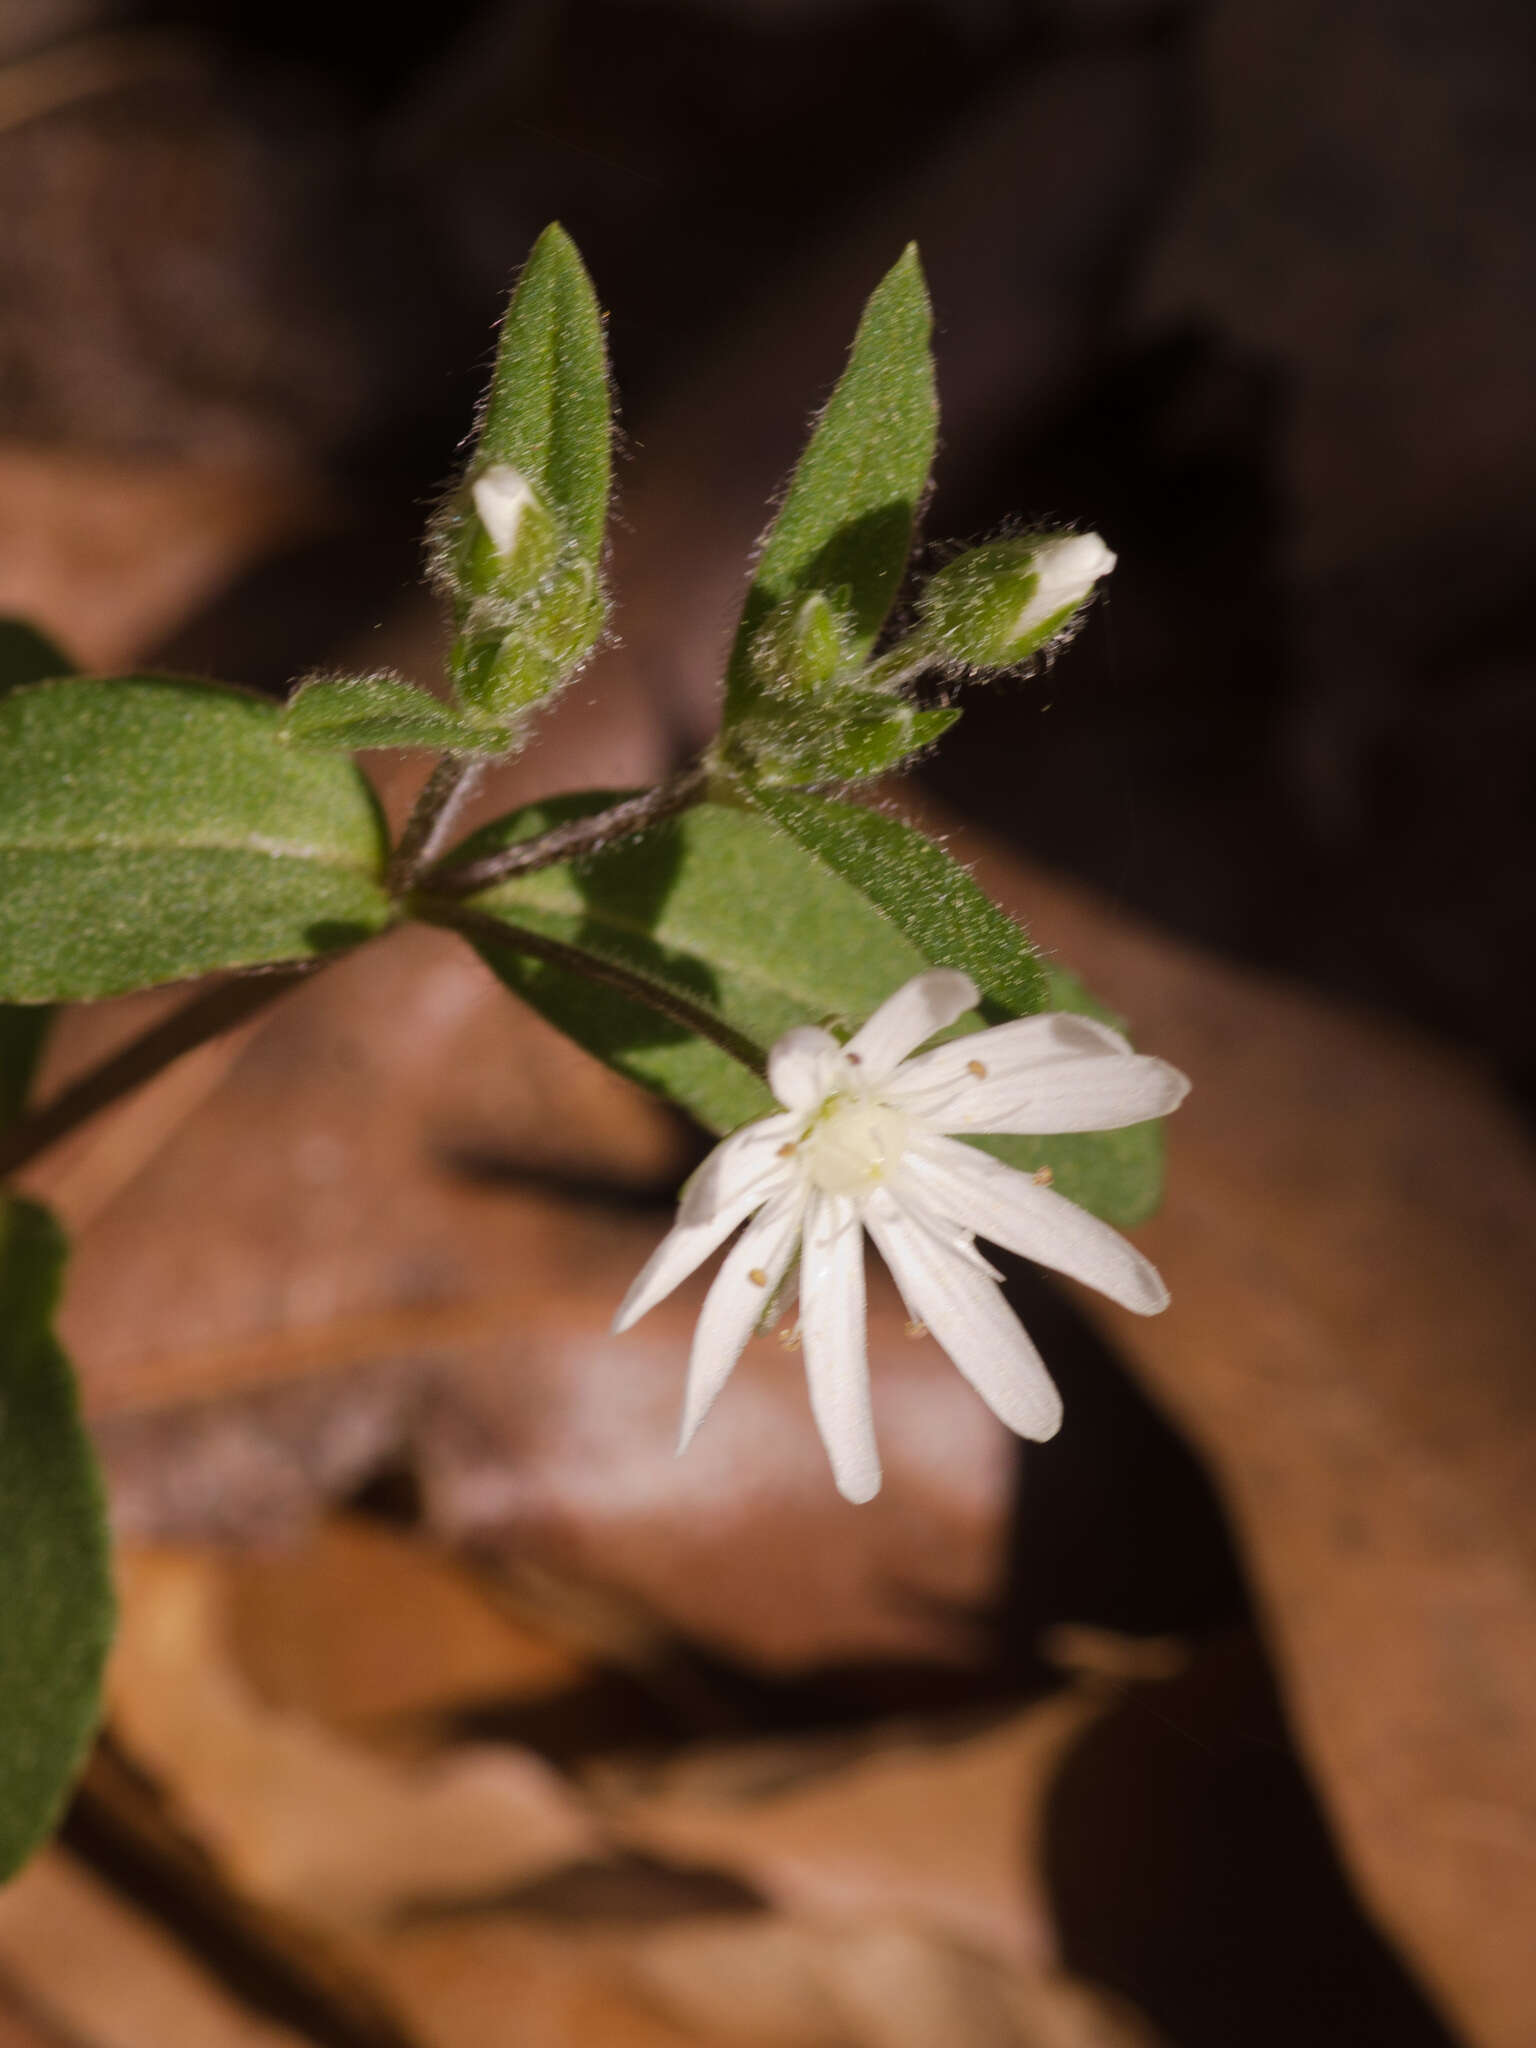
[602,1695,1104,1974]
[0,1851,310,2048]
[108,1548,604,1926]
[934,808,1536,2048]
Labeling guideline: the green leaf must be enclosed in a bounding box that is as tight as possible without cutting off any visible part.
[0,620,73,700]
[281,675,511,755]
[474,223,611,562]
[749,788,1049,1018]
[727,247,936,715]
[0,622,72,1093]
[749,790,1163,1225]
[424,795,930,1133]
[0,1198,114,1882]
[0,676,392,1002]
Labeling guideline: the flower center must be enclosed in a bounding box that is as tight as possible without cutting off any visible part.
[799,1093,910,1198]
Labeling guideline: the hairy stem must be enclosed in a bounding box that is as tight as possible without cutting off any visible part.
[424,763,708,896]
[417,899,767,1080]
[387,753,485,894]
[0,964,320,1179]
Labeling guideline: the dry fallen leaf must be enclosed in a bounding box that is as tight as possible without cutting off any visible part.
[107,1548,604,1926]
[0,1850,310,2048]
[601,1691,1108,1974]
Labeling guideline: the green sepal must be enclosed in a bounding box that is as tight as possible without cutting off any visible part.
[452,559,605,721]
[281,675,513,755]
[0,675,392,1002]
[742,699,959,786]
[725,247,935,721]
[0,1197,115,1882]
[420,794,930,1135]
[918,532,1110,670]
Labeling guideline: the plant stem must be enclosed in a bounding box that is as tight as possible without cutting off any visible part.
[425,763,707,896]
[387,752,485,895]
[417,899,767,1080]
[0,965,319,1179]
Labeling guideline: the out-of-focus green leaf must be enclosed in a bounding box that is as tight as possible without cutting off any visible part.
[281,675,511,755]
[0,1198,114,1882]
[726,247,935,717]
[0,676,391,1002]
[423,795,929,1133]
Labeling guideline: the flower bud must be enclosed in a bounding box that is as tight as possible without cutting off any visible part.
[749,590,850,697]
[919,531,1115,668]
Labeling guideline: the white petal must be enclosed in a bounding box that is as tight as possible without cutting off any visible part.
[889,1011,1188,1134]
[903,1134,1169,1315]
[843,970,979,1081]
[799,1192,881,1502]
[1012,531,1115,641]
[865,1188,1063,1441]
[472,464,537,559]
[679,1111,800,1224]
[678,1190,806,1451]
[767,1026,841,1111]
[614,1119,797,1333]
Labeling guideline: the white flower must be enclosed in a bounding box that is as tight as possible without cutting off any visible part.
[614,969,1190,1503]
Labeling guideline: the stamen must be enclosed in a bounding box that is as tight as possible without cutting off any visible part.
[748,1267,768,1287]
[845,1051,862,1066]
[905,1319,928,1340]
[776,1141,797,1157]
[1033,1165,1054,1186]
[778,1324,802,1350]
[967,1059,987,1077]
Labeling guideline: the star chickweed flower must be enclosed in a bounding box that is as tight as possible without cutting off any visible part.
[614,969,1190,1502]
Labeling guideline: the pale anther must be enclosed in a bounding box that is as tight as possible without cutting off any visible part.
[905,1319,928,1340]
[967,1059,987,1077]
[1033,1165,1054,1186]
[748,1267,768,1286]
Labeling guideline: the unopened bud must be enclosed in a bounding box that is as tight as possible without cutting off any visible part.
[751,590,850,696]
[919,530,1115,668]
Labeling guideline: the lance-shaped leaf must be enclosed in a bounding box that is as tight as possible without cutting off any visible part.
[726,247,936,717]
[749,789,1163,1225]
[281,674,512,755]
[0,1198,114,1882]
[0,676,391,1002]
[472,223,612,564]
[422,796,930,1134]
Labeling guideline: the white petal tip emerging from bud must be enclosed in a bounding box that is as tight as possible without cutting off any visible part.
[472,464,538,560]
[1013,531,1116,643]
